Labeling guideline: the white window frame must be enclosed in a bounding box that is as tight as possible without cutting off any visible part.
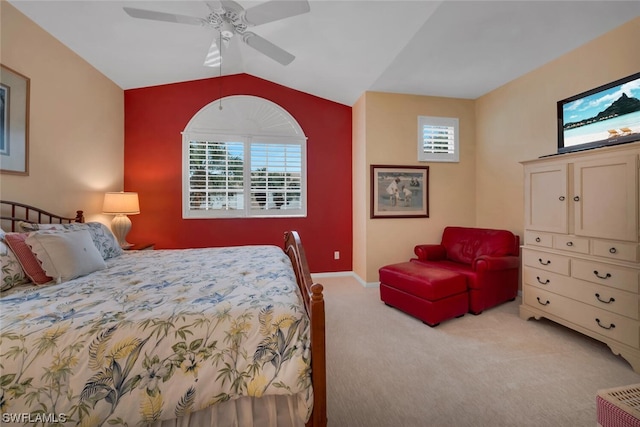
[182,95,307,219]
[418,116,459,163]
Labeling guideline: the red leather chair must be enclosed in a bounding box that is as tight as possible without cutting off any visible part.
[412,226,520,314]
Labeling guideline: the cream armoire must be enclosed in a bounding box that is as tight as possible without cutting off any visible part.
[519,141,640,372]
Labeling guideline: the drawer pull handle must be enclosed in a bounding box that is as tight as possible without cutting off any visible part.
[566,241,573,247]
[535,237,541,243]
[536,297,550,306]
[593,271,612,280]
[559,196,565,201]
[538,258,551,266]
[595,318,615,330]
[536,276,550,285]
[595,293,615,304]
[609,247,617,254]
[573,196,580,202]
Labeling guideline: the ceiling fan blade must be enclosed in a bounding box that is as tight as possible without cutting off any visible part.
[242,32,295,65]
[204,1,224,14]
[243,0,310,26]
[204,33,229,67]
[220,0,245,15]
[123,7,206,26]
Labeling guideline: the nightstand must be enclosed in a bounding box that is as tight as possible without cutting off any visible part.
[124,243,155,251]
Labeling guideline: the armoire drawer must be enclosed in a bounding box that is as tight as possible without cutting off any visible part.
[592,240,639,263]
[571,258,639,293]
[524,231,553,248]
[523,249,570,276]
[553,235,590,254]
[523,266,565,292]
[524,266,639,320]
[523,285,639,348]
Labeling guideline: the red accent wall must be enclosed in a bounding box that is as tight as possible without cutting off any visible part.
[124,73,352,273]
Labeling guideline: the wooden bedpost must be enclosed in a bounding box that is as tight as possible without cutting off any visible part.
[307,282,327,427]
[283,231,327,427]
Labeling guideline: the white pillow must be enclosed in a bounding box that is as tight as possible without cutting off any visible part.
[26,229,107,283]
[20,222,122,260]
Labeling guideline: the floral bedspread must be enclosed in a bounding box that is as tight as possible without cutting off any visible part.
[0,246,312,426]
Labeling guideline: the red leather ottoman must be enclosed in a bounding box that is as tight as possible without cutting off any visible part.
[379,262,468,326]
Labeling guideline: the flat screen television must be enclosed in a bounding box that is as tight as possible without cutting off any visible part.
[557,71,640,154]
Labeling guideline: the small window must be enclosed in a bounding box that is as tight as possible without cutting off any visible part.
[418,116,459,162]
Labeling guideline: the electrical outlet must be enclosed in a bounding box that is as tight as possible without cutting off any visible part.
[334,251,340,260]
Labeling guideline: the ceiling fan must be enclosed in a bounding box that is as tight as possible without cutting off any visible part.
[123,0,310,66]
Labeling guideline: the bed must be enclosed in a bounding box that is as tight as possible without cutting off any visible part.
[0,200,327,427]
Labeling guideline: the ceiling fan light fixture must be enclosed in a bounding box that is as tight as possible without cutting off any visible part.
[220,21,234,39]
[205,12,222,26]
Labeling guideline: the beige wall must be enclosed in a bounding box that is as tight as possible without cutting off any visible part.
[354,92,476,283]
[0,1,123,222]
[475,17,640,238]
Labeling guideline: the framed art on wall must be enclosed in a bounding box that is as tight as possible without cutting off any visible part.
[0,65,30,175]
[371,164,429,218]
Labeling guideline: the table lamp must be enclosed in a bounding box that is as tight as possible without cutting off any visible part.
[103,192,140,248]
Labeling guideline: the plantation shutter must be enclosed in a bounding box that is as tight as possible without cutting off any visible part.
[250,142,303,212]
[187,141,244,211]
[418,116,459,162]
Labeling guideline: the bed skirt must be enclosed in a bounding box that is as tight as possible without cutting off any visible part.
[155,394,308,427]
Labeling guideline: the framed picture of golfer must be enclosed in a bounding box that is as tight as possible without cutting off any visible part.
[371,165,429,218]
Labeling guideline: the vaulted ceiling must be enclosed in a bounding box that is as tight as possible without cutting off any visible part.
[9,0,640,106]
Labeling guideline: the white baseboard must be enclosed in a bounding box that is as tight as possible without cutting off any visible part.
[311,271,352,279]
[311,271,379,288]
[311,271,523,293]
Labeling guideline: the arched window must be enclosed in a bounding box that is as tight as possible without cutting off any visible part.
[182,95,307,218]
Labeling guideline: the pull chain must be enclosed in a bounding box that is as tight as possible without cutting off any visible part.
[219,31,223,110]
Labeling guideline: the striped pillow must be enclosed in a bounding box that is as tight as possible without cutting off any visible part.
[4,233,53,285]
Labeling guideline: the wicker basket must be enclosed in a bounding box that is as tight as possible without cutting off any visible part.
[597,384,640,427]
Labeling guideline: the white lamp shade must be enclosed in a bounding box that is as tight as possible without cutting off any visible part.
[103,192,139,248]
[103,192,140,215]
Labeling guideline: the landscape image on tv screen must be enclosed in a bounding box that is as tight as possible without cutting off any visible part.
[560,72,640,153]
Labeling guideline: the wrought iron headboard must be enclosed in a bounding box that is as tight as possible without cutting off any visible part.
[0,200,84,232]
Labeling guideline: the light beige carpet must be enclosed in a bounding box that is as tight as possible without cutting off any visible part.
[318,275,640,427]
